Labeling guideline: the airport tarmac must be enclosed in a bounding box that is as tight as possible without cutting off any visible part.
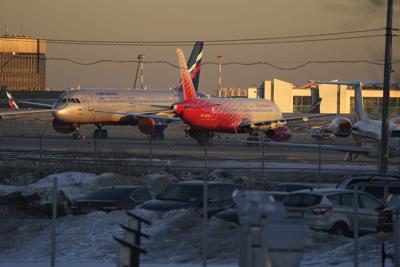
[0,115,376,163]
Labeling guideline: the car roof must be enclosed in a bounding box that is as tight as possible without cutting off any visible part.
[273,182,330,187]
[177,180,241,186]
[96,186,149,191]
[290,188,354,195]
[338,174,400,184]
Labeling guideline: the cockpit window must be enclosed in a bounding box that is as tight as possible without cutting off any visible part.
[390,130,400,137]
[61,99,67,103]
[76,98,80,103]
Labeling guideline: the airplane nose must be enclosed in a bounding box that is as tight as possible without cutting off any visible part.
[52,106,68,121]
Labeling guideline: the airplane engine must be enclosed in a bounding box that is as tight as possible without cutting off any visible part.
[329,117,352,137]
[138,118,156,135]
[52,118,74,134]
[266,126,292,142]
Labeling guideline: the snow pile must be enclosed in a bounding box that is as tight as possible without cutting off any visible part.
[29,172,101,200]
[0,171,179,201]
[301,232,390,266]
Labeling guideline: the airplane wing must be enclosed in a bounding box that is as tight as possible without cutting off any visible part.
[17,101,53,108]
[94,110,181,122]
[246,140,371,155]
[283,113,336,122]
[241,113,335,127]
[0,109,55,117]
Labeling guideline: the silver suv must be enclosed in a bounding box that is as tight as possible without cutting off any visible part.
[336,174,400,202]
[283,188,385,236]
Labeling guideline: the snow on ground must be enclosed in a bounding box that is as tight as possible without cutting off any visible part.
[0,171,395,266]
[0,208,394,266]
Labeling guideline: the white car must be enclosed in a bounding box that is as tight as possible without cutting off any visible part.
[283,188,385,236]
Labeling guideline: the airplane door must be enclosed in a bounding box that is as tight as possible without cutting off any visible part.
[86,93,94,111]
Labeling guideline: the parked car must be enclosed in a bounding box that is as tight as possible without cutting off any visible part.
[283,188,385,236]
[71,186,153,215]
[215,191,288,224]
[0,190,71,218]
[140,180,241,215]
[336,174,400,202]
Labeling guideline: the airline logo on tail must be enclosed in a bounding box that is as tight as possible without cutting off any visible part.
[187,41,203,91]
[6,91,19,109]
[177,48,198,101]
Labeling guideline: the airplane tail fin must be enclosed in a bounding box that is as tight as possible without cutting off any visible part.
[187,41,203,91]
[309,98,322,113]
[354,84,369,121]
[5,90,19,109]
[175,41,203,92]
[177,48,198,101]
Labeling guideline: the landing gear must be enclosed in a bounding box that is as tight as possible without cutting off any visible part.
[93,125,108,139]
[188,129,214,145]
[72,125,85,140]
[151,124,167,140]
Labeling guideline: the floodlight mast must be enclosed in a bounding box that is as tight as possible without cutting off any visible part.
[379,0,393,174]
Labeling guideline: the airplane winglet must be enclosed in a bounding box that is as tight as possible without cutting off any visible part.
[177,48,197,101]
[5,91,19,109]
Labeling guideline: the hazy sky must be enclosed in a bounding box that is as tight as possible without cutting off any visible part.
[1,0,399,94]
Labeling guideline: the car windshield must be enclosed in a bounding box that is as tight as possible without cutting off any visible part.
[157,184,202,202]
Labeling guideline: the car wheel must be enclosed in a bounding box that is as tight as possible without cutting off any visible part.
[329,222,349,236]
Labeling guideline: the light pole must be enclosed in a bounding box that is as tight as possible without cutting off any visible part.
[217,56,222,97]
[138,54,144,89]
[379,0,393,174]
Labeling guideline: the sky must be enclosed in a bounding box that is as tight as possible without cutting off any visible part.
[1,0,399,94]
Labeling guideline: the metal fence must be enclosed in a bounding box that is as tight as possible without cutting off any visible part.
[1,173,400,266]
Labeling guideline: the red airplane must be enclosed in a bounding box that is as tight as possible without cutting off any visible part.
[172,48,329,144]
[96,48,328,145]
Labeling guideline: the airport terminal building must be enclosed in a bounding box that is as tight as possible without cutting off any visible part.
[219,79,400,115]
[0,35,46,90]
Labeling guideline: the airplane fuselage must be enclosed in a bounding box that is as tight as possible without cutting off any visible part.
[174,98,283,133]
[352,119,400,156]
[52,89,181,125]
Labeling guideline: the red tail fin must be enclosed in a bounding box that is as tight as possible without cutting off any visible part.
[177,48,197,101]
[6,91,19,109]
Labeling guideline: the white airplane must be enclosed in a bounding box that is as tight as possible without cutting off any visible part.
[1,42,204,139]
[261,81,400,159]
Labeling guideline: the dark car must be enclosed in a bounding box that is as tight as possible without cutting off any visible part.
[140,180,241,215]
[71,186,153,215]
[336,174,400,202]
[376,195,400,233]
[0,190,71,218]
[215,191,288,224]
